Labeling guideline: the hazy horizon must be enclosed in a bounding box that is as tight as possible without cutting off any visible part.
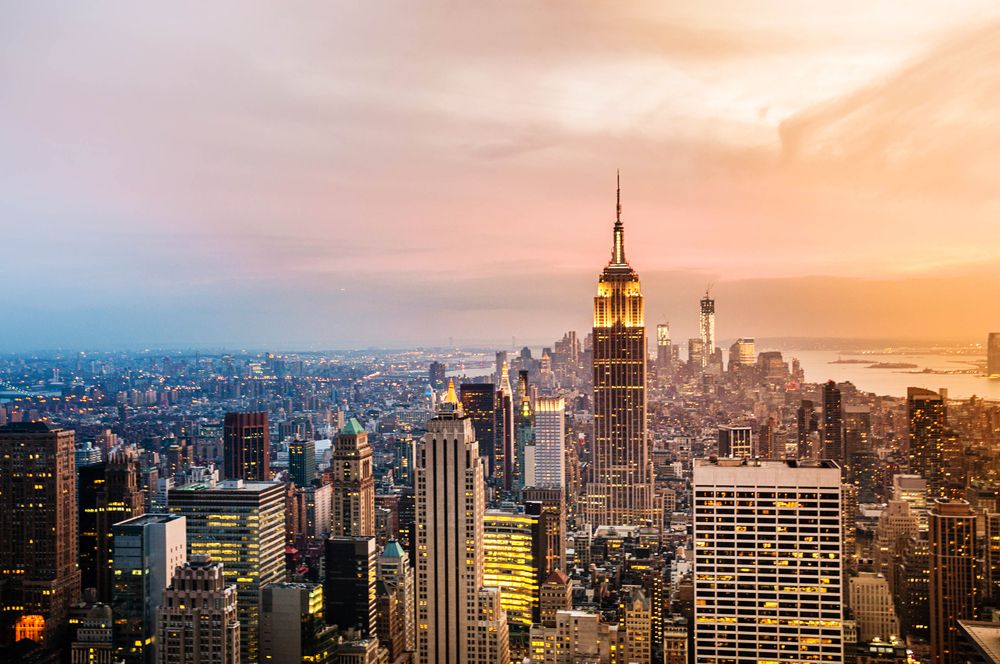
[3,2,1000,350]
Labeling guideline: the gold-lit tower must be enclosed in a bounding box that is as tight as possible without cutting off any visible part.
[583,173,654,527]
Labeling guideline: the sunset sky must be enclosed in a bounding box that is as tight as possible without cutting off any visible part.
[3,2,1000,350]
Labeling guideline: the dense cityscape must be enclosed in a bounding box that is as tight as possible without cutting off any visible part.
[2,192,1000,664]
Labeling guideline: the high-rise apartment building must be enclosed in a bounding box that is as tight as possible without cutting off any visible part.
[415,391,509,663]
[0,422,82,646]
[288,438,317,487]
[459,382,498,472]
[533,397,565,490]
[693,458,843,663]
[111,513,187,664]
[585,177,654,527]
[168,480,286,664]
[331,418,375,537]
[908,388,948,499]
[261,582,336,664]
[822,381,844,464]
[156,554,239,664]
[929,499,978,664]
[324,536,377,638]
[223,412,270,481]
[988,333,1000,377]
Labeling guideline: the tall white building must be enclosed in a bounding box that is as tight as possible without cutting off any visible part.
[693,458,843,663]
[533,397,565,490]
[415,388,509,664]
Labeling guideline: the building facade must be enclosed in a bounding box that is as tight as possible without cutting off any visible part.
[223,412,270,481]
[693,458,843,663]
[584,178,654,528]
[156,555,239,664]
[111,513,187,664]
[168,480,286,664]
[415,393,509,663]
[331,419,375,537]
[0,422,82,646]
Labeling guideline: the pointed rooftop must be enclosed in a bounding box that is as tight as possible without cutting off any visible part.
[340,418,365,436]
[380,540,406,559]
[543,569,570,585]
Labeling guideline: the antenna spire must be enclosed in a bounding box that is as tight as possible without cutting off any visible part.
[612,170,625,265]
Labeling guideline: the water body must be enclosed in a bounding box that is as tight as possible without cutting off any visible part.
[778,349,1000,400]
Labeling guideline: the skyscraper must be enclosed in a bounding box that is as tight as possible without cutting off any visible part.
[324,536,377,638]
[0,422,82,647]
[585,175,654,528]
[331,418,375,537]
[261,582,336,664]
[111,513,187,664]
[797,399,819,459]
[727,337,756,373]
[908,387,949,500]
[223,411,270,481]
[822,380,844,464]
[483,509,541,627]
[656,323,671,369]
[168,480,286,664]
[929,499,978,664]
[97,449,146,602]
[156,555,239,664]
[693,458,843,662]
[415,388,509,663]
[988,332,1000,377]
[533,396,565,490]
[459,382,497,473]
[699,290,716,366]
[288,438,317,487]
[496,364,516,491]
[376,540,415,661]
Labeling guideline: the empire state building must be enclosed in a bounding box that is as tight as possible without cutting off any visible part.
[583,175,655,527]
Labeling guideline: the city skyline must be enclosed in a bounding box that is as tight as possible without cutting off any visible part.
[4,3,1000,349]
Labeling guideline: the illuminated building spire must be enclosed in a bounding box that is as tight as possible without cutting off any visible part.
[499,361,513,395]
[612,170,626,266]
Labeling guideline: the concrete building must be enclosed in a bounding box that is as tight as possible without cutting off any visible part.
[0,422,82,646]
[261,583,336,664]
[415,389,509,663]
[849,572,900,642]
[584,179,655,527]
[331,419,375,537]
[111,513,187,664]
[168,480,286,664]
[324,536,377,638]
[156,555,239,664]
[533,397,565,490]
[929,499,978,664]
[693,458,843,663]
[376,541,414,662]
